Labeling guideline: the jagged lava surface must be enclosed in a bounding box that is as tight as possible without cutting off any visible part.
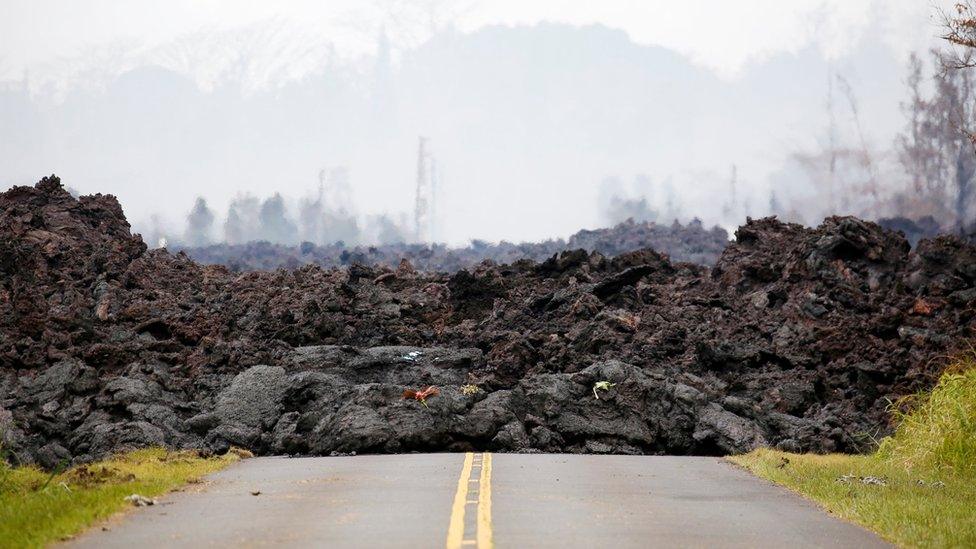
[1,177,974,466]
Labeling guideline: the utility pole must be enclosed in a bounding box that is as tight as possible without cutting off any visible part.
[414,137,436,243]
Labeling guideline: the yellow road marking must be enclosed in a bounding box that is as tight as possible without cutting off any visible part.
[477,452,494,549]
[446,452,474,549]
[446,452,493,549]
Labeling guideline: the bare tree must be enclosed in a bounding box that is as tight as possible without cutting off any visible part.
[941,2,976,69]
[784,73,880,221]
[155,18,331,91]
[939,2,976,150]
[371,0,476,47]
[825,67,838,211]
[836,75,879,207]
[935,3,976,230]
[895,50,976,228]
[898,54,938,195]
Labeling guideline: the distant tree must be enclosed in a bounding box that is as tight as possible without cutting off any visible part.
[184,197,215,246]
[661,180,681,223]
[898,54,939,197]
[768,190,782,216]
[836,75,879,205]
[597,176,660,225]
[299,167,362,245]
[224,194,261,244]
[258,193,298,244]
[144,213,171,249]
[896,50,976,229]
[780,72,882,222]
[298,191,324,243]
[376,214,408,245]
[373,0,475,47]
[721,165,739,222]
[935,2,976,228]
[941,2,976,69]
[224,207,243,245]
[606,196,658,224]
[322,211,361,245]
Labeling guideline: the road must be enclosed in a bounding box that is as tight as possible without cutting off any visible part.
[66,454,889,548]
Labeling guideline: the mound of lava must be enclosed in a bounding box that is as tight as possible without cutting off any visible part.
[1,176,974,467]
[176,217,729,272]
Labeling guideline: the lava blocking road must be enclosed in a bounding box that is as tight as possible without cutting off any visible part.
[5,179,976,467]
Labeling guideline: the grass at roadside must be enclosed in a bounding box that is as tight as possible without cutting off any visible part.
[0,447,241,548]
[731,356,976,548]
[732,449,974,547]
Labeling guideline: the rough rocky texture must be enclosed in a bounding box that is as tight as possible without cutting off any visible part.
[1,177,975,465]
[176,217,730,271]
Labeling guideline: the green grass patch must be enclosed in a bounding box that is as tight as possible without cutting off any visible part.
[731,355,976,548]
[0,447,241,548]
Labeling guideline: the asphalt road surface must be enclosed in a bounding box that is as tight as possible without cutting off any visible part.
[66,454,890,548]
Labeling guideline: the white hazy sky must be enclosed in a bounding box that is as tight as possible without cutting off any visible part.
[0,0,958,245]
[0,0,949,83]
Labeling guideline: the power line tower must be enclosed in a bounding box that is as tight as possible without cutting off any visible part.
[414,137,437,243]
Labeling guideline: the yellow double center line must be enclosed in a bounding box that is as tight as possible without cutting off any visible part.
[446,452,493,549]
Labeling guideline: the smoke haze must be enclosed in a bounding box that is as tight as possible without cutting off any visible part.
[0,0,966,246]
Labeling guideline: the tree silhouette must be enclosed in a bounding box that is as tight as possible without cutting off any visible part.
[184,197,215,246]
[896,51,976,229]
[259,193,298,244]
